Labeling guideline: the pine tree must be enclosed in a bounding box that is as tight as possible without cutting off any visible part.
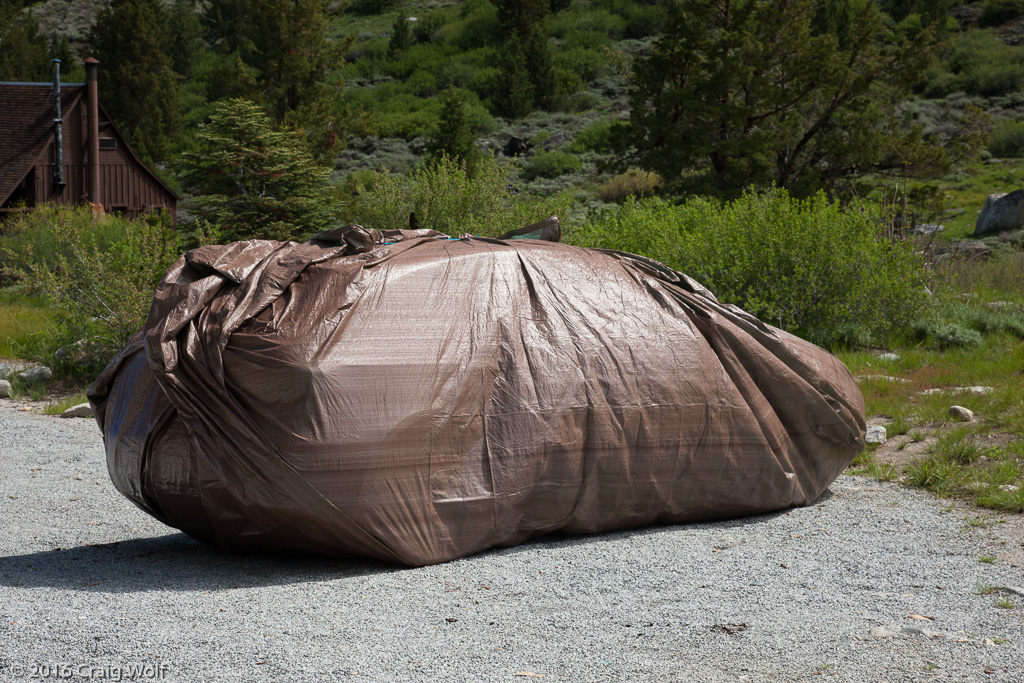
[0,2,50,81]
[620,0,942,198]
[493,0,569,38]
[203,0,354,160]
[388,14,412,60]
[525,31,558,111]
[426,87,481,175]
[203,0,337,118]
[179,99,337,242]
[88,0,181,162]
[498,33,534,119]
[167,0,204,78]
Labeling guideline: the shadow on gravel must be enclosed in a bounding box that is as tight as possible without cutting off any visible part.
[0,488,840,592]
[0,533,396,593]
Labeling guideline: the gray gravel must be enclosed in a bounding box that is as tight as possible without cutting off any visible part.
[1,398,1023,682]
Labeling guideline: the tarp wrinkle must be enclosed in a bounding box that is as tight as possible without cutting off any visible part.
[90,222,865,566]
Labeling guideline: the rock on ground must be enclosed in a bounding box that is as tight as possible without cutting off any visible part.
[975,190,1024,236]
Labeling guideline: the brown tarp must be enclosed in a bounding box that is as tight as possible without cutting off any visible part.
[89,224,865,566]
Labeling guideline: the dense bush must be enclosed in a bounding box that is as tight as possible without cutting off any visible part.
[980,0,1024,26]
[920,29,1024,98]
[988,119,1024,157]
[351,154,573,237]
[566,189,930,348]
[522,150,583,180]
[0,206,185,370]
[566,119,618,154]
[597,169,662,202]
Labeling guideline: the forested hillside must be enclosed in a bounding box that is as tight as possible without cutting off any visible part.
[4,0,1023,223]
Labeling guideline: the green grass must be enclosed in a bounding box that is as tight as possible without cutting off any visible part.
[994,596,1016,609]
[41,392,90,416]
[0,292,58,359]
[838,252,1024,513]
[933,162,1024,240]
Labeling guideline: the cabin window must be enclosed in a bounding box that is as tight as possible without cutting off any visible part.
[98,138,117,151]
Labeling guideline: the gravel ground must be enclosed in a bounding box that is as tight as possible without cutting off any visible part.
[1,398,1023,682]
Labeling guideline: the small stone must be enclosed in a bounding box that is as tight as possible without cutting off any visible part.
[966,386,994,394]
[0,362,11,378]
[999,484,1019,492]
[0,379,10,398]
[949,405,974,422]
[18,366,52,383]
[866,426,887,444]
[878,353,900,361]
[60,403,93,419]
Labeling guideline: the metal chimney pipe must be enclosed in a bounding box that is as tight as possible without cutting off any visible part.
[84,57,100,206]
[52,59,66,192]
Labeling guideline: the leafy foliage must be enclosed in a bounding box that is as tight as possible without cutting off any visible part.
[88,0,182,162]
[498,32,535,119]
[179,99,338,242]
[619,0,942,198]
[426,87,482,174]
[0,206,181,367]
[567,188,930,348]
[0,1,50,81]
[988,119,1024,158]
[522,150,582,180]
[596,169,662,202]
[919,29,1024,98]
[351,154,572,237]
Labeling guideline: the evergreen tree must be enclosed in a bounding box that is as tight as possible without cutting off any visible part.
[88,0,181,162]
[203,0,353,160]
[525,31,558,111]
[619,0,942,198]
[167,0,205,78]
[493,0,570,38]
[179,99,337,242]
[880,0,957,24]
[203,0,337,118]
[426,87,481,175]
[48,35,78,76]
[0,2,49,81]
[498,33,534,119]
[388,14,412,60]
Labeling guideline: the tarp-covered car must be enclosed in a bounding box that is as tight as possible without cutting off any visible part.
[89,222,865,566]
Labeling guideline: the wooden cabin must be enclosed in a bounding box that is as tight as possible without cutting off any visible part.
[0,58,178,221]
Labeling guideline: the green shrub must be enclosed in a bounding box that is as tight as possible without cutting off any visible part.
[597,169,663,202]
[553,47,607,82]
[922,29,1024,97]
[566,119,618,154]
[981,0,1024,26]
[566,188,930,348]
[913,320,984,348]
[988,120,1024,158]
[0,205,182,371]
[352,154,572,237]
[522,150,583,180]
